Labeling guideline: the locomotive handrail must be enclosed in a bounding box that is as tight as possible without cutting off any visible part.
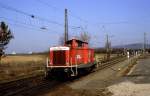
[46,57,49,68]
[70,58,75,76]
[75,57,78,76]
[70,57,78,76]
[44,57,49,78]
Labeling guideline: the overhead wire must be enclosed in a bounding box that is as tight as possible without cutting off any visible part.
[0,3,35,18]
[36,0,146,26]
[0,1,116,39]
[35,0,89,23]
[9,22,60,35]
[0,3,64,27]
[0,17,60,34]
[1,0,144,32]
[38,0,131,25]
[8,22,46,32]
[8,23,60,40]
[34,0,90,39]
[0,1,89,34]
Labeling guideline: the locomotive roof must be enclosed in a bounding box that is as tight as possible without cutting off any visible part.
[65,39,88,44]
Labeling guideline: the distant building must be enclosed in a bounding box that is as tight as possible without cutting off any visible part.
[28,51,33,54]
[12,51,16,55]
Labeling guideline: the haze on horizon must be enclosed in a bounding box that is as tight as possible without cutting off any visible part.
[0,0,150,53]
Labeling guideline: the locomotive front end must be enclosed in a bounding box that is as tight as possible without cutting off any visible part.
[48,46,70,67]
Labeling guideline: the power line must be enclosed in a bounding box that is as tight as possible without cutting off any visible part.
[8,23,60,40]
[97,21,131,25]
[0,2,89,37]
[37,0,138,27]
[0,17,47,30]
[0,3,64,27]
[36,0,131,25]
[0,2,78,30]
[0,3,34,18]
[9,22,46,32]
[0,17,38,27]
[9,22,60,35]
[35,0,88,23]
[0,17,60,34]
[35,0,59,11]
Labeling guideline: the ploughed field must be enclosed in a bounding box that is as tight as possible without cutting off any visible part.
[0,53,118,83]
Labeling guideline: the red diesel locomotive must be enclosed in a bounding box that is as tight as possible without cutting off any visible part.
[46,38,96,78]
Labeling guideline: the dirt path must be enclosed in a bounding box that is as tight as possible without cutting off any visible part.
[108,56,150,96]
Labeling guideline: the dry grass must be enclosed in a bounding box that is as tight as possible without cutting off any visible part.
[1,55,46,63]
[0,54,47,83]
[95,53,118,62]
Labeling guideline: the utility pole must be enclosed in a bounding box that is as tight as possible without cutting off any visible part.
[105,34,111,60]
[64,9,68,43]
[143,32,146,53]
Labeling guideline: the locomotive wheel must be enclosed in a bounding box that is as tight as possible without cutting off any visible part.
[63,72,71,81]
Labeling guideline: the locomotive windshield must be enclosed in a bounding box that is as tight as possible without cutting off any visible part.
[65,39,88,48]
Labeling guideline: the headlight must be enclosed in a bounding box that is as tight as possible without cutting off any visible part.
[64,68,68,72]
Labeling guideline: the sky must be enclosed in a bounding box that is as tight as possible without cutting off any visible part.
[0,0,150,53]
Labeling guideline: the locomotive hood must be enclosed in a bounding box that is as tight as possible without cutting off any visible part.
[50,46,70,51]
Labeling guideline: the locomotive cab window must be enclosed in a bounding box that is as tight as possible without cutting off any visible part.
[78,42,82,47]
[65,39,88,48]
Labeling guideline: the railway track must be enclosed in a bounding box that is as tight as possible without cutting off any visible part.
[0,57,126,96]
[0,75,42,96]
[0,75,62,96]
[66,56,127,83]
[96,56,126,71]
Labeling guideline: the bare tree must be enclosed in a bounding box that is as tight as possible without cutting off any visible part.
[0,21,14,61]
[58,30,91,46]
[79,31,91,43]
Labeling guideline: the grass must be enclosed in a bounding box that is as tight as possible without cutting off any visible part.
[1,55,46,63]
[95,53,119,62]
[0,54,47,83]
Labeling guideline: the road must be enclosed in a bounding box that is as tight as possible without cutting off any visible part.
[108,56,150,96]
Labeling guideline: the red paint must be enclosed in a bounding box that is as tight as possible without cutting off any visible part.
[48,39,94,67]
